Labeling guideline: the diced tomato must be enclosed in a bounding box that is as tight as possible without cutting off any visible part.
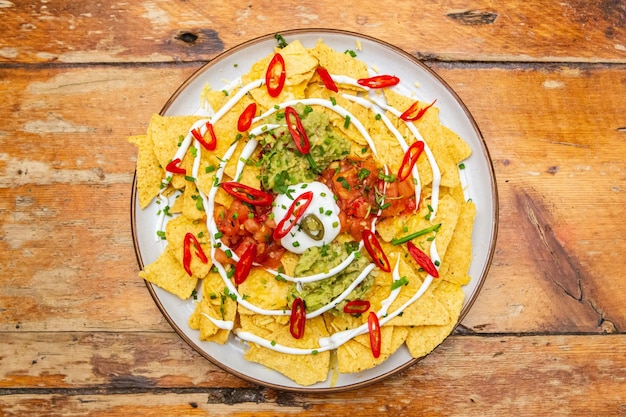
[320,158,417,240]
[214,199,284,269]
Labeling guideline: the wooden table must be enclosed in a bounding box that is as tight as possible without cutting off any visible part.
[1,1,625,415]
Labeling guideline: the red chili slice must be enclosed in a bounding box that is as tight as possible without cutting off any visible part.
[183,232,208,277]
[316,67,338,92]
[234,243,256,285]
[191,121,218,151]
[165,158,186,175]
[290,297,306,339]
[400,99,437,122]
[357,75,400,89]
[397,141,425,182]
[273,191,314,240]
[221,182,273,206]
[368,311,381,358]
[362,229,391,272]
[284,106,311,154]
[237,103,257,132]
[343,299,371,314]
[265,53,286,97]
[407,241,439,278]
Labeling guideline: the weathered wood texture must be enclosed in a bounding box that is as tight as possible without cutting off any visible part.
[1,0,625,64]
[1,334,625,416]
[1,0,625,415]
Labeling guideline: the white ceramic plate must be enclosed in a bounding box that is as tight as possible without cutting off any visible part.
[131,29,498,392]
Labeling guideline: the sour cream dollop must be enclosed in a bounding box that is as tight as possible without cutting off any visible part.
[272,181,341,254]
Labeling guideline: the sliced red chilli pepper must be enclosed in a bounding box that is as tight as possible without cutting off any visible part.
[400,99,437,122]
[273,191,314,240]
[316,67,338,92]
[191,121,218,151]
[397,140,425,181]
[368,311,381,358]
[221,182,273,206]
[357,74,400,89]
[265,53,286,97]
[234,243,256,285]
[343,299,371,315]
[165,158,186,175]
[407,241,439,278]
[362,229,391,272]
[183,232,208,277]
[290,297,306,339]
[284,106,311,154]
[237,102,257,132]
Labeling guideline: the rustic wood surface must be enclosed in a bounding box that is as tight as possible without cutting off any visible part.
[1,1,625,416]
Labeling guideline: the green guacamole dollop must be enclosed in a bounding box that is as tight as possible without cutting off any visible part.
[289,241,375,314]
[256,103,351,193]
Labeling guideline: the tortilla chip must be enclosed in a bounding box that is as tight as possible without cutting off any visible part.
[128,134,163,209]
[337,326,408,373]
[236,267,292,311]
[147,114,204,190]
[188,270,237,343]
[439,201,476,286]
[405,280,465,358]
[165,215,212,279]
[244,315,331,386]
[139,245,198,299]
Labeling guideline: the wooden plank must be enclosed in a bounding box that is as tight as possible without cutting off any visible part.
[1,64,625,334]
[1,1,625,64]
[1,333,625,416]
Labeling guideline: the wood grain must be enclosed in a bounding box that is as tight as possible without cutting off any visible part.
[1,1,626,414]
[1,0,625,64]
[1,334,625,416]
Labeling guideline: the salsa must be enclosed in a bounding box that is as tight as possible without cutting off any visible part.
[320,158,417,240]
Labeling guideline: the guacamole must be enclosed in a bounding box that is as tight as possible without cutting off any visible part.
[290,241,375,313]
[256,103,351,193]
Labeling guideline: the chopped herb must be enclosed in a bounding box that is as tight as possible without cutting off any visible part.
[184,175,195,182]
[391,276,409,290]
[293,241,300,247]
[459,162,466,169]
[156,230,166,240]
[375,113,382,120]
[330,97,337,106]
[224,287,237,301]
[274,33,288,48]
[190,146,198,158]
[311,350,319,355]
[344,115,351,129]
[358,168,371,182]
[336,176,350,190]
[214,232,223,239]
[271,340,277,346]
[191,289,198,300]
[225,249,233,258]
[205,164,216,173]
[222,89,229,96]
[391,223,442,245]
[434,260,441,267]
[344,49,357,57]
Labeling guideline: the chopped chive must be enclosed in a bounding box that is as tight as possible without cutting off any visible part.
[391,276,409,290]
[391,223,442,245]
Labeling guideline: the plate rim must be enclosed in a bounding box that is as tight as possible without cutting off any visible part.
[130,28,499,393]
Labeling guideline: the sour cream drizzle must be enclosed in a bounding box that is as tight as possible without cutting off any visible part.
[158,70,446,347]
